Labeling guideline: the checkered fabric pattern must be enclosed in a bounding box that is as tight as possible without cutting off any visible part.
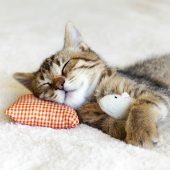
[5,94,79,129]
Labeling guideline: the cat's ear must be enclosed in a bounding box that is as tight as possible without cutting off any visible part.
[13,73,34,91]
[64,22,89,51]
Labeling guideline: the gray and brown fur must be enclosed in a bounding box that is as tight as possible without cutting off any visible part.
[14,22,170,149]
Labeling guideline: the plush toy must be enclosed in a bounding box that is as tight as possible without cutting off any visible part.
[5,94,79,129]
[99,92,134,119]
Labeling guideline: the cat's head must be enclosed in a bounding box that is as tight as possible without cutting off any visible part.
[14,22,104,109]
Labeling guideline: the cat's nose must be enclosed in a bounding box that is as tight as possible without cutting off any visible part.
[56,81,65,90]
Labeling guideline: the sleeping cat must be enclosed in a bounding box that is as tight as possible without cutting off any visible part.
[14,22,170,149]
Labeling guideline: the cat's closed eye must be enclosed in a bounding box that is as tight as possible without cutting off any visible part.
[43,83,52,86]
[62,60,70,76]
[37,83,52,89]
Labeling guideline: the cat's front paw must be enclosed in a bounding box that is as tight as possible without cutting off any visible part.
[125,125,160,149]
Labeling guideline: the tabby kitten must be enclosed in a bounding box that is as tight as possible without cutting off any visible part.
[14,22,170,149]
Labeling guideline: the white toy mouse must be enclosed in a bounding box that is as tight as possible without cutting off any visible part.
[99,92,134,119]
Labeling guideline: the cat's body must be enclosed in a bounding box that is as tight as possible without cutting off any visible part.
[77,55,170,145]
[14,22,170,149]
[125,55,170,88]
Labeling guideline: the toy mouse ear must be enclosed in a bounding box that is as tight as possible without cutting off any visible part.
[64,22,89,51]
[13,73,34,91]
[121,92,130,98]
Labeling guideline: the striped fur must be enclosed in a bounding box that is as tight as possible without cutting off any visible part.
[14,22,170,149]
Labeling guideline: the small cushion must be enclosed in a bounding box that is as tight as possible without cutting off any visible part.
[5,94,79,129]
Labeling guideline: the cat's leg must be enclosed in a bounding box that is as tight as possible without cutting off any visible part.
[125,95,162,149]
[77,102,126,140]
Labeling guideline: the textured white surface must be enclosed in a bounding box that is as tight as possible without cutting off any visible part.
[1,0,170,170]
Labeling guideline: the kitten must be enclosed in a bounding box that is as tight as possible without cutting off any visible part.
[14,22,170,149]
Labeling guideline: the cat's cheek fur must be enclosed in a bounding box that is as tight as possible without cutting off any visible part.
[64,80,89,109]
[64,79,83,92]
[55,90,65,104]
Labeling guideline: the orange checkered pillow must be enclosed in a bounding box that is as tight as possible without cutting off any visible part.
[5,94,79,129]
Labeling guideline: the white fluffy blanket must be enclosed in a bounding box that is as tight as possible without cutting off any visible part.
[1,0,170,169]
